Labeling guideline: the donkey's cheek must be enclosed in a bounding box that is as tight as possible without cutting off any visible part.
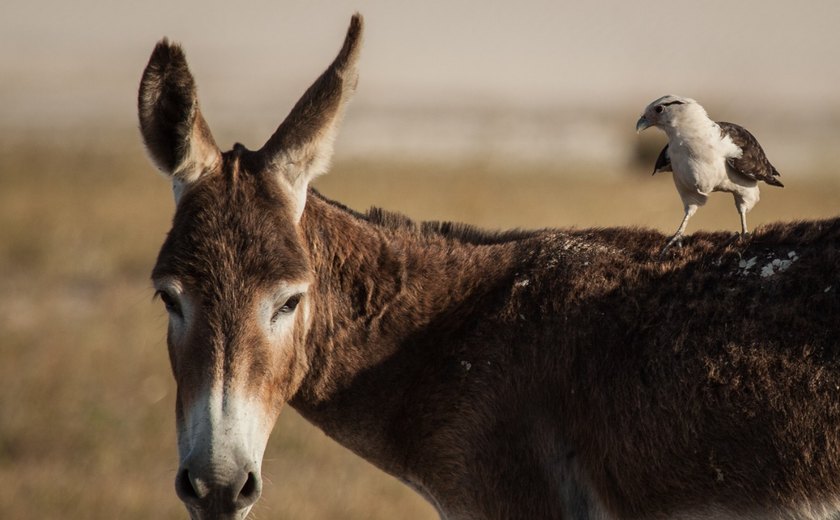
[257,339,307,408]
[258,298,313,403]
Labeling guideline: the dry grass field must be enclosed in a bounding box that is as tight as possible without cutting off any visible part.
[0,132,837,519]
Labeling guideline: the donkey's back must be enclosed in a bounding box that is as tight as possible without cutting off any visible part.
[489,217,840,519]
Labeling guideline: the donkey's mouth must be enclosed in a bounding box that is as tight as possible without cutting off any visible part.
[186,506,253,520]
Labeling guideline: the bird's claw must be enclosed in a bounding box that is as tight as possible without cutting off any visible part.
[658,234,683,260]
[723,231,750,248]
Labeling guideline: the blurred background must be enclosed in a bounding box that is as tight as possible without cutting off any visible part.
[1,1,838,518]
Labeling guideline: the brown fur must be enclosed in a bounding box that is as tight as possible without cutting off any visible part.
[139,13,840,520]
[289,191,840,519]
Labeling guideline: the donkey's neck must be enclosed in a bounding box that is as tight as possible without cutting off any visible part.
[290,191,530,475]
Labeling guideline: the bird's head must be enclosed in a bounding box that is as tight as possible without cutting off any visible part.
[636,95,702,133]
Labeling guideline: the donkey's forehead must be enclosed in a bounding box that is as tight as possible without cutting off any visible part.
[152,161,311,288]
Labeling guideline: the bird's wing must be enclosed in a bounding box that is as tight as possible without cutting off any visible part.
[652,144,671,175]
[718,121,784,187]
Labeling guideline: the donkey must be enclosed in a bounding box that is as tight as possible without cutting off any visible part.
[139,14,840,520]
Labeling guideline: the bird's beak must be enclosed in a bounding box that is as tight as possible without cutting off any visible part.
[636,116,652,133]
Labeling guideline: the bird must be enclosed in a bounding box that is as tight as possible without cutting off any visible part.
[635,95,783,257]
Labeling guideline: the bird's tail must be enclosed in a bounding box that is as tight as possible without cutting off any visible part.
[766,166,784,187]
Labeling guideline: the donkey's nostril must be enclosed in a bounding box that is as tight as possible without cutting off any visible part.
[175,464,260,511]
[236,471,262,508]
[175,468,202,504]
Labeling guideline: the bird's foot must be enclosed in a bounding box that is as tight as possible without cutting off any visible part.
[658,234,683,260]
[723,231,750,248]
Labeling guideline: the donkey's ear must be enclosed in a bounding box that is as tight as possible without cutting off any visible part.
[259,14,363,222]
[138,39,221,200]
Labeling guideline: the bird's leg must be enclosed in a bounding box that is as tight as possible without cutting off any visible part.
[660,233,684,257]
[739,208,749,237]
[724,207,751,248]
[659,205,697,259]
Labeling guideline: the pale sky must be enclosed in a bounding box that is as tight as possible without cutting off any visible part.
[2,1,839,166]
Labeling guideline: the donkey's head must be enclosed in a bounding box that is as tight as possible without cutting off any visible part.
[138,15,363,520]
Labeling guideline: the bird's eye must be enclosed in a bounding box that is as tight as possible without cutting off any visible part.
[655,105,664,114]
[272,293,303,323]
[156,290,182,317]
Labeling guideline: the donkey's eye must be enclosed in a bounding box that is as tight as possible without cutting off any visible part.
[156,290,182,317]
[272,293,303,323]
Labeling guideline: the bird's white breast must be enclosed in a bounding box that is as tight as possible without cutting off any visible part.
[667,120,743,203]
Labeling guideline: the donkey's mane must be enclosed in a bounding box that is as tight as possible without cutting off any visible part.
[310,189,544,245]
[312,187,840,252]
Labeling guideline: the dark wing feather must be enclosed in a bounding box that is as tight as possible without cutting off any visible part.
[652,144,671,175]
[718,121,784,187]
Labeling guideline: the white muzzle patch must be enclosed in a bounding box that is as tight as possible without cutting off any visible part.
[179,383,273,477]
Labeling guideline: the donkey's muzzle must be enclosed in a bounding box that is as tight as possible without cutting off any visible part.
[175,459,262,518]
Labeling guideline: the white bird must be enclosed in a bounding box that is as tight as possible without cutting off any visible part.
[636,95,783,257]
